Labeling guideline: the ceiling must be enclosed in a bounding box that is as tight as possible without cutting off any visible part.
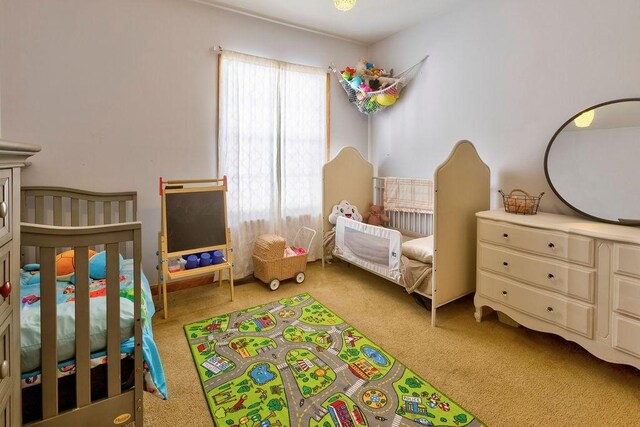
[195,0,464,44]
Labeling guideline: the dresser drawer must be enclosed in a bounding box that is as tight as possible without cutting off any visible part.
[613,275,640,319]
[0,379,10,427]
[477,271,594,337]
[614,243,640,279]
[612,314,640,357]
[0,170,10,249]
[0,316,12,403]
[0,243,11,321]
[478,219,594,266]
[479,243,595,302]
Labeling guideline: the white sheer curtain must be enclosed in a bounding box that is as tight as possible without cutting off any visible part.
[219,51,326,278]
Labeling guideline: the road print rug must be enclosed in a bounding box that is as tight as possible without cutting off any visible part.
[184,293,483,427]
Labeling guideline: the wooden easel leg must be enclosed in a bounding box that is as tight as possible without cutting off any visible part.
[229,267,234,301]
[158,279,163,315]
[162,274,168,320]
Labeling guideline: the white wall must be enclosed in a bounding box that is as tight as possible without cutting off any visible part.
[0,0,367,277]
[368,0,640,214]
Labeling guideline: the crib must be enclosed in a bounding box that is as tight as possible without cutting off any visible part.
[20,187,144,426]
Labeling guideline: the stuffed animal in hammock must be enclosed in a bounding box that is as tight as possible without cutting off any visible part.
[328,200,363,224]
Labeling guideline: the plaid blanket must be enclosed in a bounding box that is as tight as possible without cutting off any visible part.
[383,177,434,213]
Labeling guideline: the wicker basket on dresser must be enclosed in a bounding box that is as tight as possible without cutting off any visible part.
[0,140,40,425]
[475,209,640,370]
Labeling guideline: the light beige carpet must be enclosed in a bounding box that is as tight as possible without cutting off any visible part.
[144,261,640,426]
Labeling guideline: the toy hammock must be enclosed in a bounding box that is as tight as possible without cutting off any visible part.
[329,55,428,115]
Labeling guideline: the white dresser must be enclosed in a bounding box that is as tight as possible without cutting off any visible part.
[475,209,640,370]
[0,140,40,425]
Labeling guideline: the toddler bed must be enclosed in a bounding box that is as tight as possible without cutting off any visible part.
[323,141,490,326]
[20,187,166,426]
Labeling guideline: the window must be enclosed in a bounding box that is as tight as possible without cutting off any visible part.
[218,51,327,278]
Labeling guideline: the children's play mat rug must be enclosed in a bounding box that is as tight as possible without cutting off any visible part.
[184,293,482,427]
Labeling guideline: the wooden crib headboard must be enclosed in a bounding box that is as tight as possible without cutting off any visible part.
[433,140,490,308]
[322,147,373,235]
[21,186,137,226]
[21,186,138,261]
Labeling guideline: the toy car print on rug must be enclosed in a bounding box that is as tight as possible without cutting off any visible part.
[184,293,483,426]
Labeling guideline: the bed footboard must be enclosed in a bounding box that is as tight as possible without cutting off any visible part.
[21,222,143,427]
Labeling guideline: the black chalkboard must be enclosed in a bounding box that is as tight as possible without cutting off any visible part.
[165,189,227,253]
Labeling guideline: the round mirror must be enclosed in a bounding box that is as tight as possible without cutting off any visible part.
[544,98,640,224]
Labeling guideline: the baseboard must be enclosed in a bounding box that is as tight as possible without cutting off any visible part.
[150,274,252,295]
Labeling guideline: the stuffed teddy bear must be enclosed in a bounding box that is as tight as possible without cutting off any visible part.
[362,204,390,226]
[328,200,363,224]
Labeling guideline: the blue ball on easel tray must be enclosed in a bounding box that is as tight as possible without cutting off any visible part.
[185,255,199,269]
[199,252,212,267]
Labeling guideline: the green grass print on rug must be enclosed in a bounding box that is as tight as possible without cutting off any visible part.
[184,293,483,427]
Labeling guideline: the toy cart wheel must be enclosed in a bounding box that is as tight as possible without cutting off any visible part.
[295,272,305,284]
[269,279,280,290]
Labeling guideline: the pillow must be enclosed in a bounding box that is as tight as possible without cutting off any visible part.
[401,235,434,264]
[89,251,124,280]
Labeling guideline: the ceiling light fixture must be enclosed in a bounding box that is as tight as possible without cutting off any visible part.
[334,0,356,12]
[574,109,595,128]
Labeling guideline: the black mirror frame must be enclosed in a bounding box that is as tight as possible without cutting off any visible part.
[543,97,640,224]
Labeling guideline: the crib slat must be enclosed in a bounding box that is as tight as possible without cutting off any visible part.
[88,201,96,226]
[106,243,121,397]
[119,201,126,223]
[133,227,143,421]
[35,195,45,224]
[53,196,63,226]
[21,190,27,222]
[74,246,91,407]
[71,198,80,226]
[119,201,127,254]
[40,246,58,418]
[104,201,112,224]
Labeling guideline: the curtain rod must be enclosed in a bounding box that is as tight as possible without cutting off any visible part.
[209,46,327,74]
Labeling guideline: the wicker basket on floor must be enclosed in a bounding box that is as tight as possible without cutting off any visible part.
[252,234,309,290]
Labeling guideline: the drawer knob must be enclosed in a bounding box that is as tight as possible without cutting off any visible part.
[546,306,554,312]
[501,290,508,296]
[0,281,10,299]
[547,273,555,280]
[548,242,556,250]
[0,360,7,379]
[503,233,509,239]
[503,261,509,267]
[0,201,6,219]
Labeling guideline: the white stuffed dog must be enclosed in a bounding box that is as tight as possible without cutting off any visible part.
[328,200,363,224]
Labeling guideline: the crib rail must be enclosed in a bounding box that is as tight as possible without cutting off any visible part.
[21,221,143,426]
[373,177,433,235]
[21,187,137,262]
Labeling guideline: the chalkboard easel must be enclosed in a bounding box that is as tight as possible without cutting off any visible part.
[158,177,233,319]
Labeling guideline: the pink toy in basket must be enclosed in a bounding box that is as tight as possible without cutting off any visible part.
[252,227,316,291]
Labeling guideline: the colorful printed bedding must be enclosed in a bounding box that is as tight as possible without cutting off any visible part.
[20,259,167,399]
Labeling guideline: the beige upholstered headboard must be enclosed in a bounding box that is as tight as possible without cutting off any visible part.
[322,147,373,234]
[433,140,490,308]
